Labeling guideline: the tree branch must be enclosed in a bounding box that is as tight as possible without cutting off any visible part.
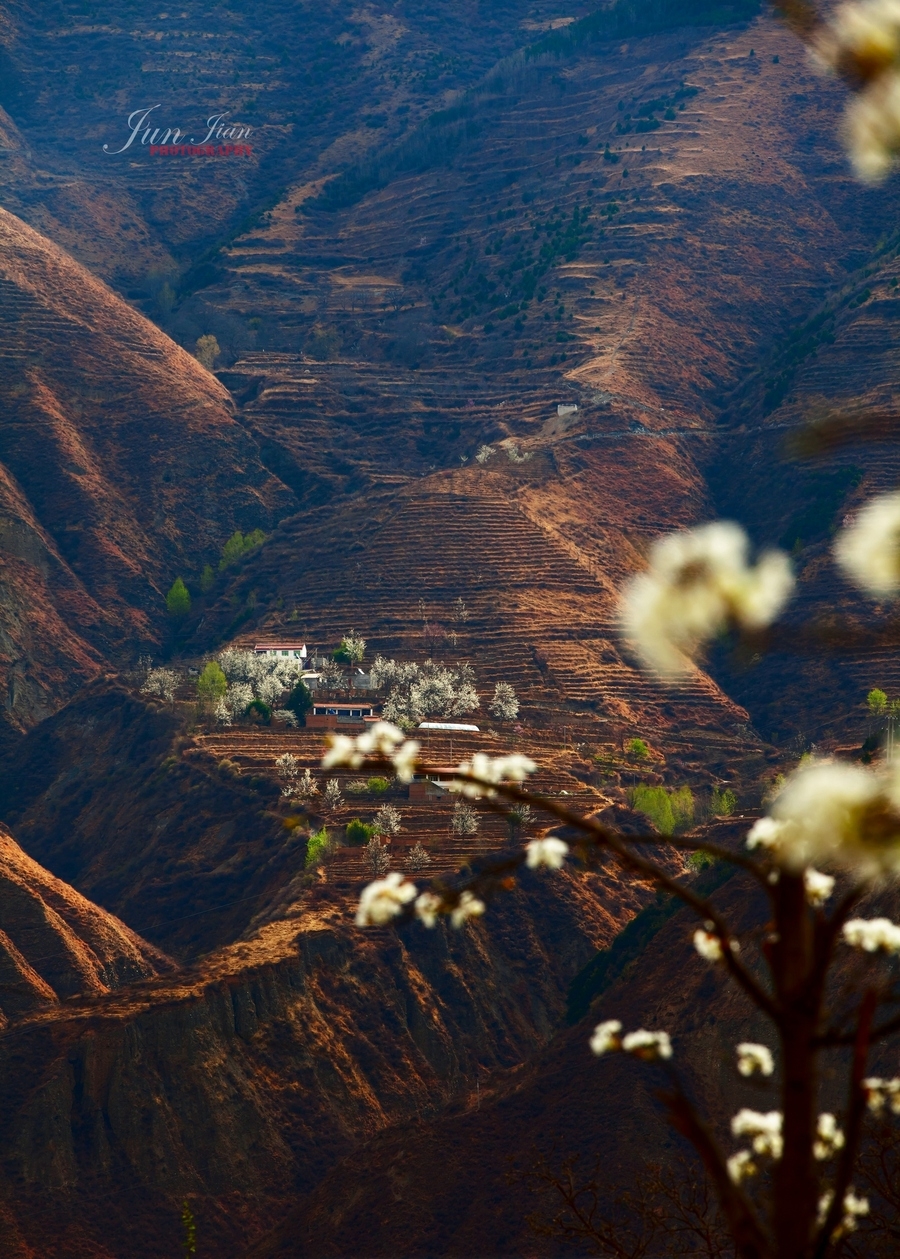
[659,1088,771,1259]
[813,989,877,1259]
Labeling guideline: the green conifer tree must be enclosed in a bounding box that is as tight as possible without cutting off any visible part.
[166,578,191,618]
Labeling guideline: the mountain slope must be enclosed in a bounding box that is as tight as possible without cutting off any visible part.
[0,207,294,740]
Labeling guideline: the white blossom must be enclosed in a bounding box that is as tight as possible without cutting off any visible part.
[730,1110,783,1159]
[589,1019,623,1056]
[391,739,420,783]
[355,872,417,927]
[727,1150,758,1184]
[526,837,568,869]
[213,698,232,725]
[835,491,900,591]
[693,929,724,962]
[322,733,363,771]
[736,1043,775,1078]
[356,720,407,757]
[373,803,402,837]
[323,778,343,809]
[451,799,480,836]
[804,868,836,908]
[843,916,900,952]
[450,890,486,928]
[815,0,900,76]
[620,522,794,676]
[141,667,179,702]
[864,1076,900,1112]
[414,891,443,928]
[818,1188,870,1234]
[814,1113,846,1161]
[275,753,300,782]
[746,816,783,852]
[621,1029,673,1061]
[746,759,900,875]
[450,752,537,799]
[489,681,519,721]
[321,720,420,782]
[813,0,900,182]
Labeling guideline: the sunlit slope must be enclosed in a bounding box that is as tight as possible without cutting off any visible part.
[0,208,293,737]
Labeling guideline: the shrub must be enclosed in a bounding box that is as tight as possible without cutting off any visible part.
[324,779,343,809]
[868,687,888,715]
[333,632,366,666]
[346,818,375,846]
[200,564,215,593]
[670,786,695,832]
[166,578,191,618]
[305,827,331,867]
[373,804,402,836]
[345,779,368,796]
[195,334,220,370]
[628,784,674,835]
[489,681,519,721]
[246,699,271,725]
[197,661,227,704]
[365,835,391,877]
[367,776,391,796]
[218,529,266,572]
[710,786,737,817]
[626,737,650,760]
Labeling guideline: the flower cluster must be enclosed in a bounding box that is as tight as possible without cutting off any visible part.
[322,721,420,782]
[525,837,569,869]
[736,1043,775,1078]
[746,758,900,876]
[817,1188,870,1237]
[355,872,417,927]
[589,1019,672,1061]
[620,522,794,676]
[843,916,900,952]
[449,752,537,799]
[864,1075,900,1112]
[693,928,724,961]
[835,491,900,593]
[804,867,836,907]
[354,878,487,930]
[814,1113,846,1161]
[730,1109,783,1160]
[814,0,900,182]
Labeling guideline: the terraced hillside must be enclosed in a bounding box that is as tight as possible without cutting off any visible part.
[160,9,900,779]
[706,235,900,750]
[0,0,592,293]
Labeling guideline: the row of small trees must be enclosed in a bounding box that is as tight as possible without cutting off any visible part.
[163,530,267,619]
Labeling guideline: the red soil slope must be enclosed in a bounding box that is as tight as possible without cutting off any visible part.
[0,208,294,739]
[0,821,169,1027]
